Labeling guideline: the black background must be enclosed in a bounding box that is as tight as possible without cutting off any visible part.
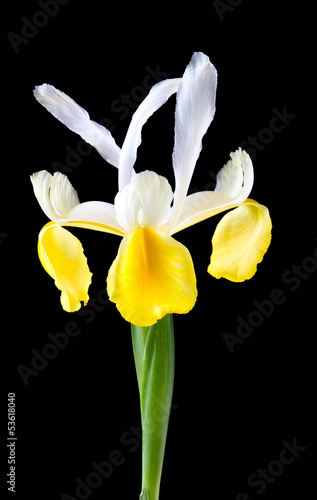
[2,1,314,499]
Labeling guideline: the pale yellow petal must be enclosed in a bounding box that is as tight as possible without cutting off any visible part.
[38,222,92,312]
[208,200,272,282]
[107,227,197,326]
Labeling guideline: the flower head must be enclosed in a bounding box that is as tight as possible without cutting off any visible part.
[31,52,272,326]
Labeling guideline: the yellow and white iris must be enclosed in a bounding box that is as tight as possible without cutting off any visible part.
[31,52,272,326]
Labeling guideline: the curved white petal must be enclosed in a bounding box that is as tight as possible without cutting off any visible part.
[31,171,56,221]
[31,170,124,235]
[168,52,218,233]
[170,191,237,234]
[115,171,173,232]
[114,182,140,232]
[215,148,253,203]
[34,84,121,167]
[49,171,80,217]
[68,201,124,236]
[118,78,181,191]
[132,171,173,228]
[170,149,254,234]
[31,170,80,222]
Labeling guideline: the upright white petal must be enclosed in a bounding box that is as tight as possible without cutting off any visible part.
[50,172,80,217]
[115,171,173,232]
[215,148,254,203]
[31,171,56,221]
[168,52,218,233]
[34,84,121,167]
[31,170,80,222]
[118,78,181,191]
[132,171,173,228]
[114,182,141,232]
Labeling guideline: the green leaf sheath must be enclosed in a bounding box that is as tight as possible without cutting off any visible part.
[140,489,149,500]
[131,314,175,500]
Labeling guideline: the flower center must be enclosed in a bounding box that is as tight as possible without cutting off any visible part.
[114,170,174,232]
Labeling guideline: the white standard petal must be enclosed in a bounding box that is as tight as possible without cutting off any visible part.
[114,182,141,232]
[34,84,121,167]
[215,148,254,203]
[118,78,181,191]
[132,171,173,228]
[168,52,218,233]
[115,171,173,232]
[31,170,80,222]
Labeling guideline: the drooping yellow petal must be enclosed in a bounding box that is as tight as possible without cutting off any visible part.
[208,199,272,282]
[107,227,197,326]
[38,222,92,312]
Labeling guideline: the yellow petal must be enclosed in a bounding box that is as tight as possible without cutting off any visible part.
[208,200,272,282]
[38,222,92,312]
[107,227,197,326]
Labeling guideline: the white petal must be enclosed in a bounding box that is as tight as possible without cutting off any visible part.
[67,201,124,236]
[168,52,218,232]
[132,171,173,228]
[50,172,80,217]
[115,171,173,232]
[31,171,56,220]
[114,182,141,232]
[170,149,254,234]
[215,148,254,203]
[34,84,121,167]
[31,170,124,235]
[170,191,237,234]
[31,170,79,222]
[118,78,181,191]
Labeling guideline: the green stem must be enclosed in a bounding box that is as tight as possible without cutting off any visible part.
[131,314,175,500]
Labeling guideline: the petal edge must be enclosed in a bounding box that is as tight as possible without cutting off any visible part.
[34,84,121,167]
[38,222,92,312]
[107,228,197,326]
[208,200,272,282]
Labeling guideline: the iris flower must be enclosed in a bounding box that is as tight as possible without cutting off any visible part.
[31,52,272,327]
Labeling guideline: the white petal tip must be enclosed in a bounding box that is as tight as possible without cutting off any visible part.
[33,83,54,100]
[191,51,211,65]
[189,52,217,79]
